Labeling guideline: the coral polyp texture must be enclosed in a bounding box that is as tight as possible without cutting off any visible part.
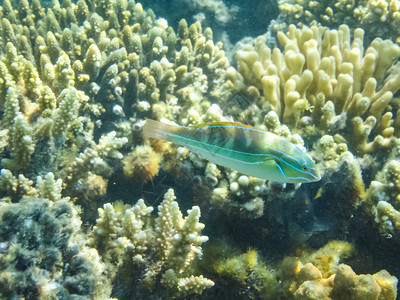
[0,0,399,298]
[90,188,213,297]
[227,24,400,155]
[277,0,400,43]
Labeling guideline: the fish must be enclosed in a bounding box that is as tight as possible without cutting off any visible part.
[142,119,321,183]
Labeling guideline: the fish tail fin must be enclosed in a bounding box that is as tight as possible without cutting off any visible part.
[142,119,178,142]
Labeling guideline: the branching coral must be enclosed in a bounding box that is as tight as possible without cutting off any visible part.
[90,188,213,297]
[0,0,232,203]
[226,24,400,157]
[0,0,228,297]
[63,130,128,185]
[366,140,400,238]
[0,0,399,298]
[277,0,400,43]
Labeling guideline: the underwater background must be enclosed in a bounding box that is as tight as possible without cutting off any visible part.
[0,0,400,299]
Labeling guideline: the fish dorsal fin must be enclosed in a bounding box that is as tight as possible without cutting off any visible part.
[189,122,260,131]
[189,122,268,138]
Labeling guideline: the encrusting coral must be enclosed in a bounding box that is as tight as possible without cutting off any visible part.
[199,239,397,299]
[279,240,397,299]
[90,188,214,297]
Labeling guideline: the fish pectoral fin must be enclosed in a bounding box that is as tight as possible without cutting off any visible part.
[294,183,302,190]
[261,157,286,179]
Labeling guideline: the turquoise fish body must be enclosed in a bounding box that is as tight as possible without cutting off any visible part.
[143,119,320,183]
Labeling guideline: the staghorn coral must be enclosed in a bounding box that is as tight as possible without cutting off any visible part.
[0,170,66,204]
[90,188,213,297]
[3,114,35,171]
[63,130,128,185]
[0,169,36,202]
[0,1,230,297]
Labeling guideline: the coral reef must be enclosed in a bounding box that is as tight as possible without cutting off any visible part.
[200,239,397,299]
[90,188,213,297]
[0,196,110,299]
[281,257,397,300]
[0,0,399,299]
[139,0,279,45]
[366,140,400,237]
[277,0,400,43]
[0,0,231,193]
[227,24,400,155]
[0,0,225,297]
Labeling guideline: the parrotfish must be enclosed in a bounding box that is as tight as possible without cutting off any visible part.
[142,119,320,183]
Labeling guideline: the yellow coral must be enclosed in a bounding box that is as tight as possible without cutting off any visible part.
[280,241,397,299]
[227,24,400,155]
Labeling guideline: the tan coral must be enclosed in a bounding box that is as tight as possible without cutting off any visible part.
[227,24,400,155]
[90,188,213,297]
[277,0,400,42]
[280,241,397,299]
